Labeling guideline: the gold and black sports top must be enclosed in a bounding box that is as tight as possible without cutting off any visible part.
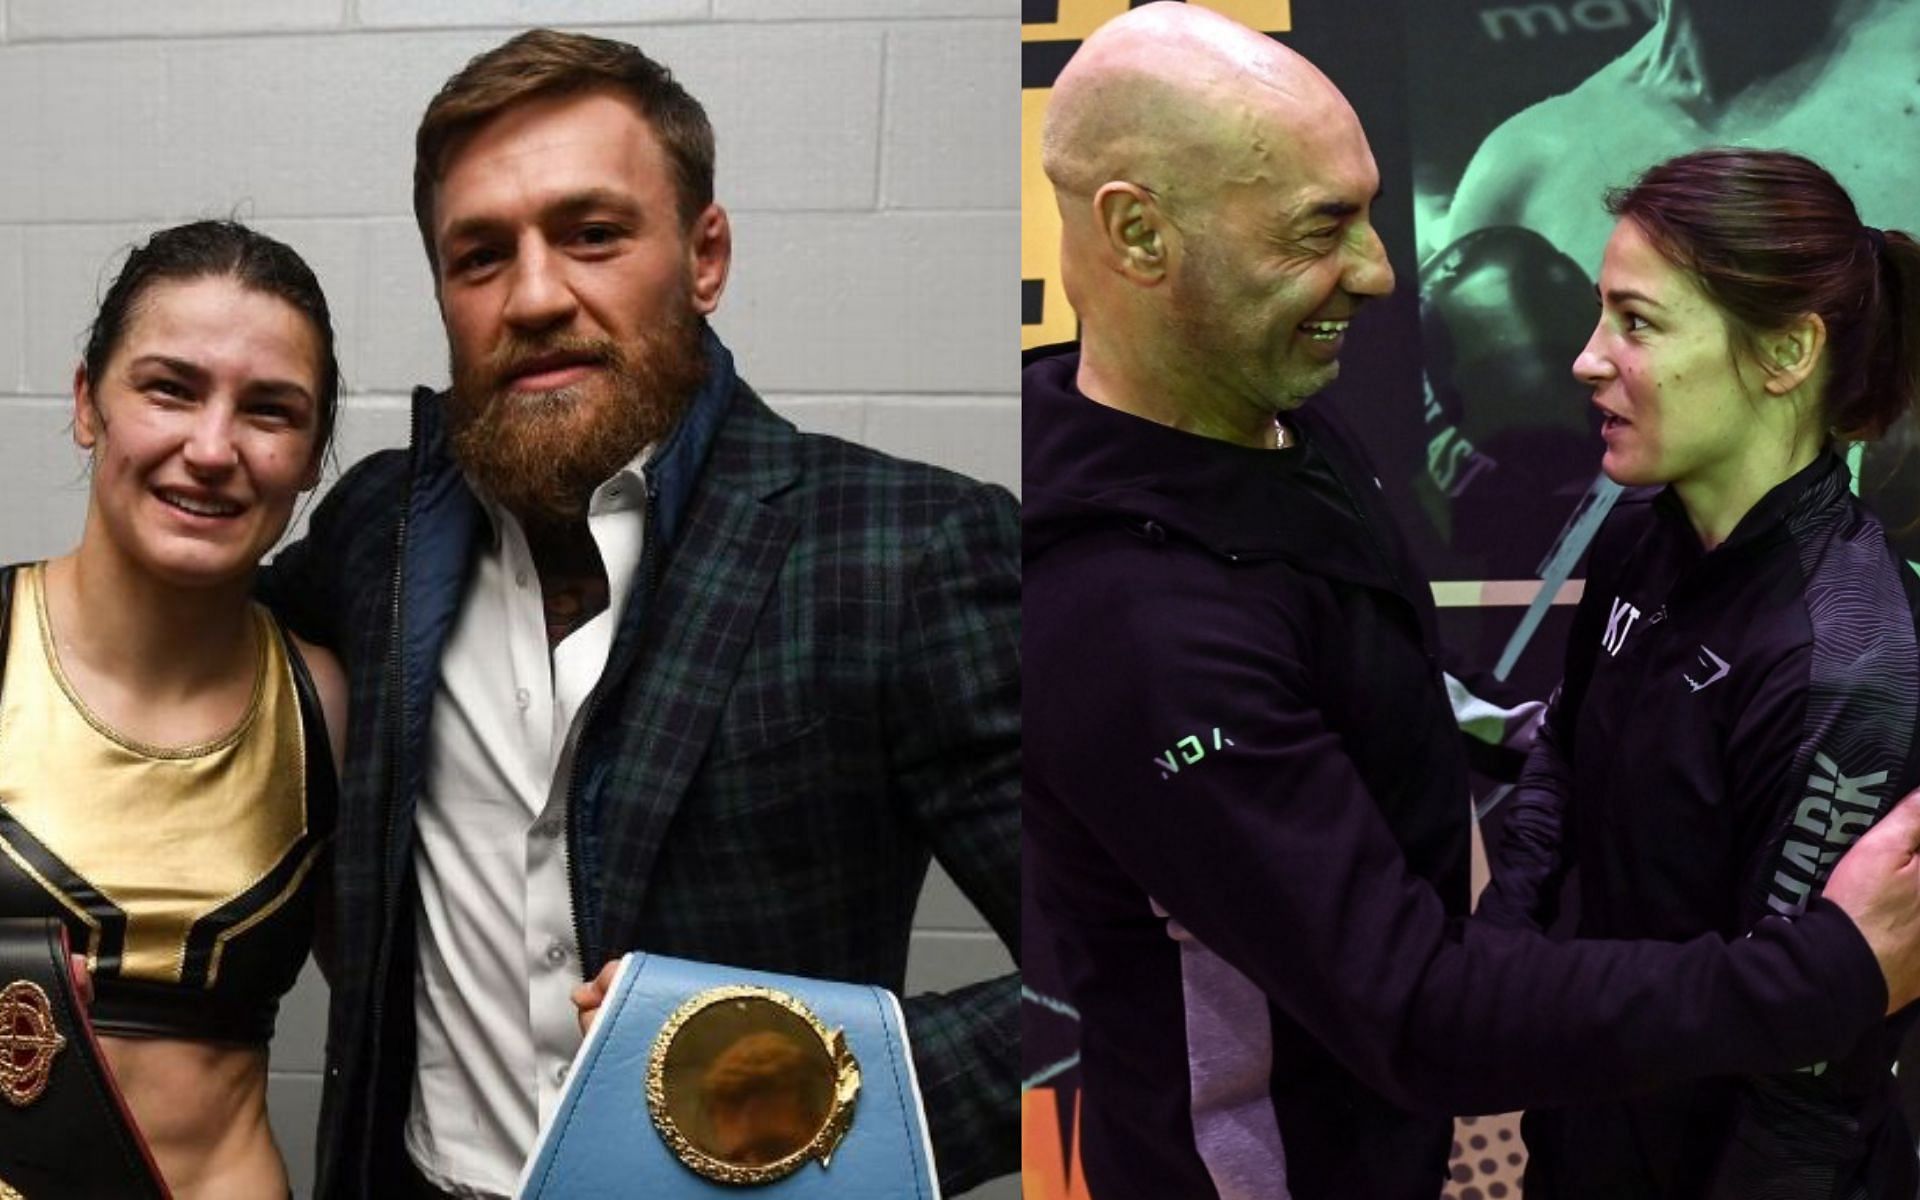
[0,564,336,1045]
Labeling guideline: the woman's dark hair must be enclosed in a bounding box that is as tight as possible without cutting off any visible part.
[83,220,341,457]
[1607,148,1920,441]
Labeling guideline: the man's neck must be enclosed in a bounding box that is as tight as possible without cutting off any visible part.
[523,516,611,650]
[1076,332,1281,449]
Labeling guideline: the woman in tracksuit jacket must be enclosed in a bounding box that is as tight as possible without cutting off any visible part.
[1482,148,1920,1197]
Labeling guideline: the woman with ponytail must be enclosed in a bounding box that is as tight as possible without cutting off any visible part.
[1481,147,1920,1197]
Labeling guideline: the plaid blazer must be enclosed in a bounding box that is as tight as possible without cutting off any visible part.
[266,338,1020,1197]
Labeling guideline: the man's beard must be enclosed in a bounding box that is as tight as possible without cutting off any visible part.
[446,299,707,522]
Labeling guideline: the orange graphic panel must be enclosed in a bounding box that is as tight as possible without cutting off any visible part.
[1021,1087,1091,1200]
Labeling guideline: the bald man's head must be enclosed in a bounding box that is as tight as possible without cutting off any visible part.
[1042,2,1349,215]
[1040,3,1394,439]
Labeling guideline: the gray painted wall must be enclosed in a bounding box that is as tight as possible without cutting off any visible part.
[0,3,1016,1196]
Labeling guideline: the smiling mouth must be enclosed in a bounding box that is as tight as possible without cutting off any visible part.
[1299,319,1350,342]
[157,489,243,518]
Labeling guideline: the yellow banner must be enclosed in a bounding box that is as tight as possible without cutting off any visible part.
[1022,0,1289,42]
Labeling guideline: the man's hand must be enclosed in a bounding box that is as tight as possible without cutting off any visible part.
[1827,791,1920,1013]
[571,960,619,1037]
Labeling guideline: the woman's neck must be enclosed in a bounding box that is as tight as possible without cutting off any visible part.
[45,533,257,702]
[1673,436,1824,552]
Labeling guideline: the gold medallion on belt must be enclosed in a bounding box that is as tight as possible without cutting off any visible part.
[0,978,65,1108]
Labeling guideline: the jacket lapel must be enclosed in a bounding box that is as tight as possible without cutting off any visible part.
[588,392,801,938]
[388,392,483,890]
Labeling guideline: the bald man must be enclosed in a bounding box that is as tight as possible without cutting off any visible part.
[1023,6,1920,1198]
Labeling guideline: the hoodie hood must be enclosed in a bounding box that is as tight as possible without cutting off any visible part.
[1022,344,1410,597]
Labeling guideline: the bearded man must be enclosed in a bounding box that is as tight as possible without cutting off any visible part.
[265,30,1019,1200]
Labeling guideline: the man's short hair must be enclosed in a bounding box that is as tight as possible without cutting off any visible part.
[412,28,716,270]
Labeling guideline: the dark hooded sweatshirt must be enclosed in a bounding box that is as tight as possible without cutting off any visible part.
[1022,344,1887,1200]
[1483,454,1920,1199]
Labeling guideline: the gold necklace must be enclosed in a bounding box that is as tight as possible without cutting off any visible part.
[1270,415,1295,450]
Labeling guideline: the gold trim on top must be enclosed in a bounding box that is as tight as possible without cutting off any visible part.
[201,618,317,989]
[0,1171,23,1199]
[0,834,101,969]
[647,984,861,1186]
[205,838,326,989]
[0,978,67,1107]
[268,619,310,833]
[30,564,269,760]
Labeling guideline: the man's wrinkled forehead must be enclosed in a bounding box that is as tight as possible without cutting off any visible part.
[1150,87,1371,247]
[1196,74,1348,181]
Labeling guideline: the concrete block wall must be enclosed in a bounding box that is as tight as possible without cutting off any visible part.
[0,4,1016,1197]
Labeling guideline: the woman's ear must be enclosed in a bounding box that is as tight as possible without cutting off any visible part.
[1759,313,1827,396]
[72,364,101,450]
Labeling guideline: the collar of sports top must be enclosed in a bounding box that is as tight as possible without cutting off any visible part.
[1650,448,1849,561]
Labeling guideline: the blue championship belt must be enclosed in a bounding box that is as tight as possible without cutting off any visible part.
[516,954,940,1199]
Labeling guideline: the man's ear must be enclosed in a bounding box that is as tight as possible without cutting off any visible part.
[72,364,100,451]
[687,203,732,316]
[1093,182,1171,286]
[1759,313,1827,395]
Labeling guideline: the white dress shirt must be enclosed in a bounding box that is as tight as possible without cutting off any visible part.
[404,455,649,1198]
